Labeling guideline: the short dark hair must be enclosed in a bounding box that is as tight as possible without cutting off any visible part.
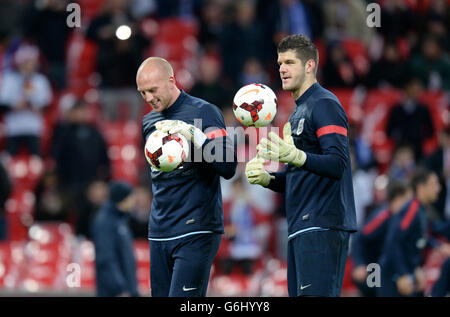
[277,34,319,73]
[386,179,410,203]
[411,167,433,193]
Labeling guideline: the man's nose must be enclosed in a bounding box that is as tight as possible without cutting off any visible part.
[144,92,153,102]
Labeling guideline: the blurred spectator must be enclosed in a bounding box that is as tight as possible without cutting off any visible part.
[351,179,412,296]
[366,41,408,89]
[431,258,450,297]
[271,0,316,42]
[197,0,226,54]
[51,98,110,236]
[129,185,151,239]
[379,0,415,42]
[34,171,68,222]
[424,126,450,220]
[221,177,262,275]
[86,0,149,121]
[408,36,450,91]
[351,147,377,226]
[76,179,110,239]
[239,57,269,86]
[0,160,12,240]
[349,123,377,171]
[92,181,139,297]
[154,0,202,19]
[425,0,450,52]
[23,0,73,90]
[388,144,416,182]
[377,168,441,297]
[0,44,52,157]
[323,0,374,46]
[322,42,360,88]
[189,54,232,110]
[129,0,157,20]
[219,0,265,87]
[0,0,23,50]
[386,78,434,160]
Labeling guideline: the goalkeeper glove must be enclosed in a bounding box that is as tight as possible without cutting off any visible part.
[245,156,275,187]
[155,120,207,149]
[257,122,307,167]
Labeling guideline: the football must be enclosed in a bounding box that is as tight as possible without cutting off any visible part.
[233,83,277,127]
[144,130,189,172]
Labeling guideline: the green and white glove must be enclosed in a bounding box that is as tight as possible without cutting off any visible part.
[155,120,207,149]
[245,156,275,187]
[257,122,307,167]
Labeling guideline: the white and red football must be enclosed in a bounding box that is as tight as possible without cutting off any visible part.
[144,130,189,172]
[233,83,277,127]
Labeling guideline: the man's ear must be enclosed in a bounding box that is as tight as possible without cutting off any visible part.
[306,59,316,75]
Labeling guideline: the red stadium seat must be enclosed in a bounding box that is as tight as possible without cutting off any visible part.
[5,189,36,241]
[361,89,403,168]
[77,240,96,290]
[6,154,44,190]
[77,0,107,22]
[329,88,365,124]
[100,121,141,184]
[341,40,369,77]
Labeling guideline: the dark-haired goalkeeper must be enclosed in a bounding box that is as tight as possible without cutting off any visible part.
[245,34,357,297]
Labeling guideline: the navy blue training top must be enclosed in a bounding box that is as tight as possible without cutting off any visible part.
[267,82,357,236]
[142,90,237,239]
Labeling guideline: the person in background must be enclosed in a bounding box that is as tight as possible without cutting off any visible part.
[424,126,450,220]
[92,181,139,297]
[351,179,412,296]
[23,0,73,90]
[86,0,149,121]
[189,55,232,111]
[221,177,262,276]
[386,77,434,161]
[0,44,52,157]
[377,168,443,297]
[408,36,450,91]
[388,144,416,182]
[51,97,111,237]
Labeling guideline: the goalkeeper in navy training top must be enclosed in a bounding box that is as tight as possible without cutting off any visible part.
[137,57,237,297]
[245,34,357,297]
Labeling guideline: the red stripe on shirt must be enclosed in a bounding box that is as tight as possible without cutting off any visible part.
[400,199,420,231]
[205,129,227,139]
[316,125,347,138]
[362,208,391,236]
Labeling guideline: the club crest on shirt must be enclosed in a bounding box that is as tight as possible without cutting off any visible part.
[296,118,305,135]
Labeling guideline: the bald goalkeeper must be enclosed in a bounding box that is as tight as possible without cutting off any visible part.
[137,57,237,297]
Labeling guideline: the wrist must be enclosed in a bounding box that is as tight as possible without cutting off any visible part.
[291,149,307,167]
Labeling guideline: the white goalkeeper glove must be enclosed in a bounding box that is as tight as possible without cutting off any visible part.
[245,156,275,187]
[257,122,307,167]
[155,120,207,149]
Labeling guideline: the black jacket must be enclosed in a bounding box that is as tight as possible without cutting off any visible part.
[91,201,138,297]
